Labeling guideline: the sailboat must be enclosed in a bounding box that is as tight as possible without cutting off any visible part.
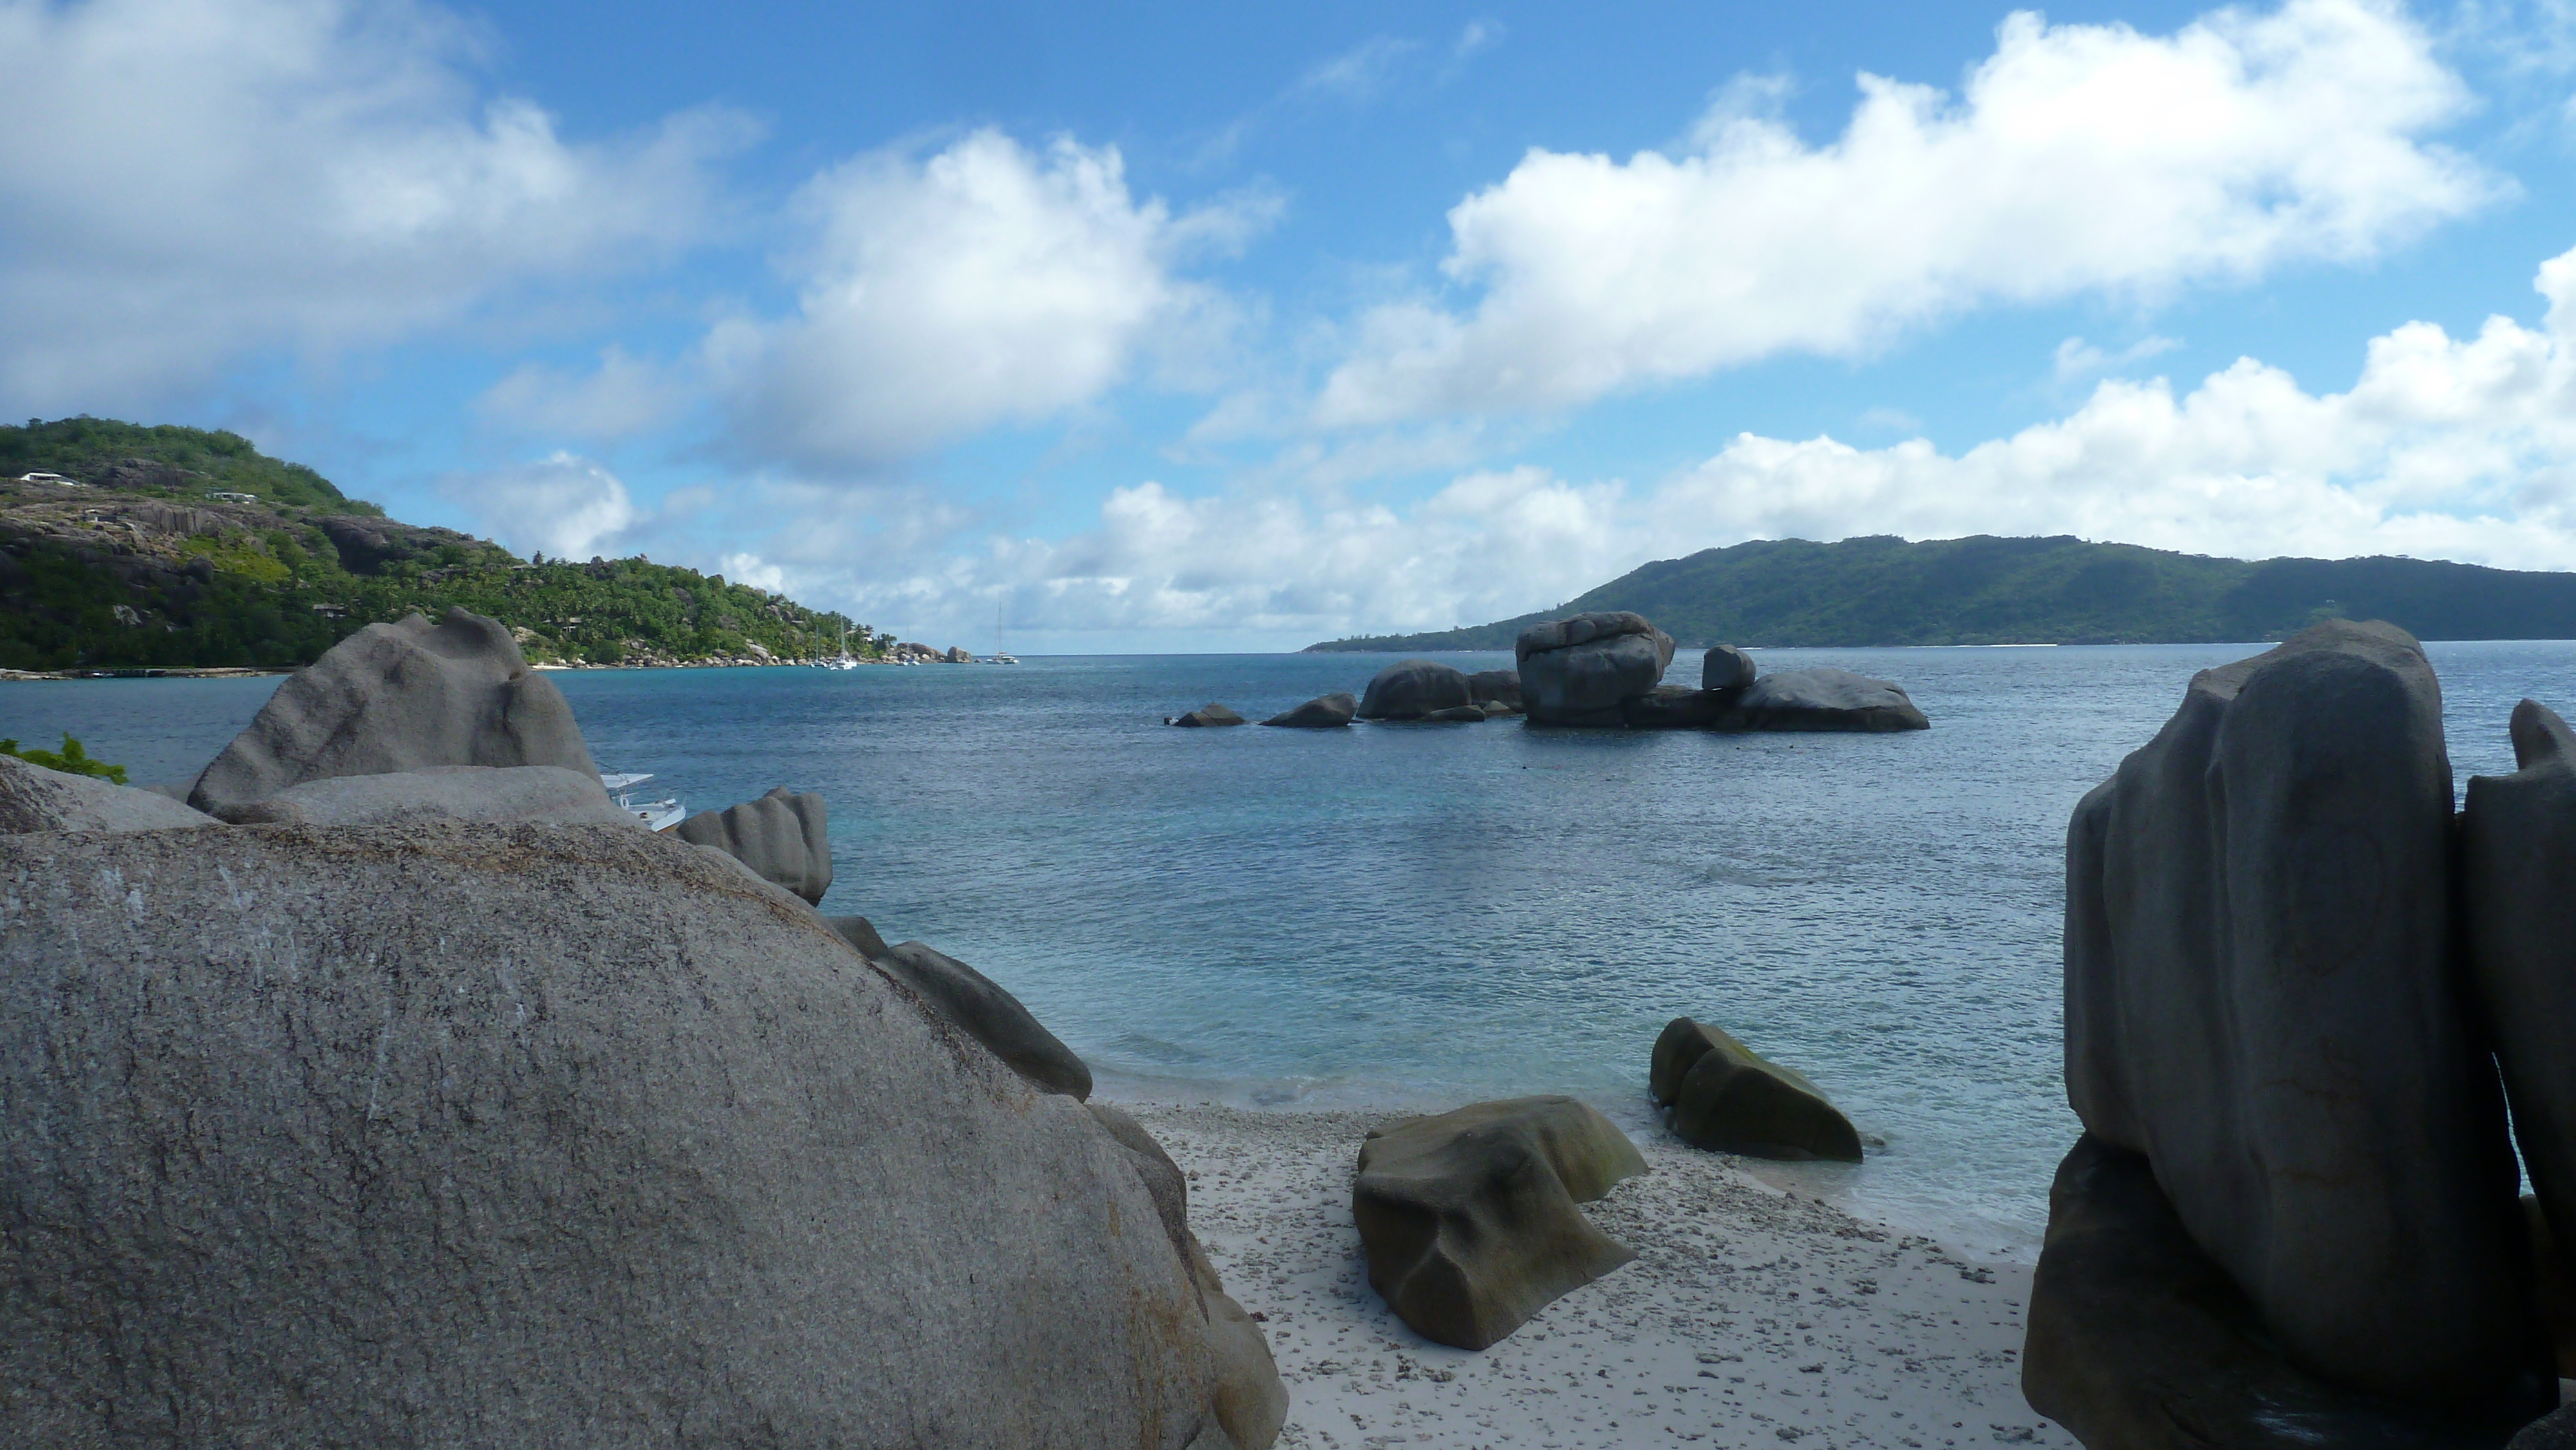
[832,622,860,670]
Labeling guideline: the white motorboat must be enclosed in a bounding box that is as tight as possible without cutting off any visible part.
[600,771,685,832]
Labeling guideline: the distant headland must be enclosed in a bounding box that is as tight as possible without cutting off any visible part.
[1303,534,2576,651]
[0,417,974,673]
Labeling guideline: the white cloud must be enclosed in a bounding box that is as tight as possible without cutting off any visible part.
[439,452,642,560]
[1296,35,1421,102]
[0,0,750,410]
[734,238,2576,646]
[713,129,1269,470]
[1452,18,1504,61]
[1317,0,2500,426]
[2052,334,2183,383]
[477,346,692,441]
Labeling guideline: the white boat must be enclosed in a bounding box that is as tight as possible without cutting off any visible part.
[600,771,685,832]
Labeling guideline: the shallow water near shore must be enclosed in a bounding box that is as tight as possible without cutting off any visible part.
[14,639,2576,1258]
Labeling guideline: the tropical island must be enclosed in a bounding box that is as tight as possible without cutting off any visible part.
[0,417,965,673]
[1305,534,2576,650]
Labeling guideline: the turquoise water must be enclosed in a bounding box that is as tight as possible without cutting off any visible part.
[10,640,2575,1256]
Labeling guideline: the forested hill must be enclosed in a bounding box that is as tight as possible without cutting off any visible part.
[0,418,877,672]
[1303,535,2576,651]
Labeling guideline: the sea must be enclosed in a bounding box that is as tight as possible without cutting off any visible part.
[11,639,2576,1260]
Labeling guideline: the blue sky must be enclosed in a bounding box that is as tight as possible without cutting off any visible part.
[9,0,2576,650]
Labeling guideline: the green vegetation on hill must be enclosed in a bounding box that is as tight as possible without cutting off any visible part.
[0,420,877,672]
[1305,535,2576,651]
[2,417,377,514]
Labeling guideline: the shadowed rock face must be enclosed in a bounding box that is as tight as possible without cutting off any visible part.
[189,608,598,814]
[1259,693,1356,728]
[1352,1097,1647,1351]
[1651,1018,1861,1162]
[2466,701,2576,1278]
[676,786,831,905]
[1467,670,1522,708]
[1357,659,1473,720]
[1515,613,1674,726]
[1621,684,1732,730]
[1701,645,1757,692]
[0,824,1243,1449]
[875,939,1094,1101]
[1728,668,1927,731]
[2063,619,2546,1406]
[0,755,216,833]
[2024,1135,2544,1450]
[212,765,634,829]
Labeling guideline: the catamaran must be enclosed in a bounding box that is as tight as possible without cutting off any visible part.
[600,772,685,832]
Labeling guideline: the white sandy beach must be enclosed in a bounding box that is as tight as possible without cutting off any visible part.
[1115,1101,2076,1450]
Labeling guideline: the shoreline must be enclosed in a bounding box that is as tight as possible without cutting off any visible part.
[1117,1098,2069,1449]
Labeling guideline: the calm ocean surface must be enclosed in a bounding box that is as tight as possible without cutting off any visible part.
[11,639,2576,1257]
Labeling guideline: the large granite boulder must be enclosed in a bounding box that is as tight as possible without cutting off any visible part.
[875,939,1094,1101]
[1260,692,1355,728]
[1467,670,1522,708]
[1621,684,1732,730]
[1419,704,1488,723]
[189,607,598,814]
[2063,619,2547,1406]
[213,765,636,829]
[1086,1104,1290,1450]
[0,755,217,833]
[1723,668,1927,731]
[1515,612,1674,726]
[2024,1135,2541,1450]
[2465,701,2576,1273]
[0,823,1263,1448]
[1168,703,1245,728]
[676,786,832,906]
[1651,1018,1861,1162]
[1701,645,1757,692]
[1352,1096,1647,1350]
[1356,659,1473,720]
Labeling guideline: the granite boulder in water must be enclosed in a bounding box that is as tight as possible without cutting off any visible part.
[1169,703,1246,728]
[0,755,216,834]
[1467,670,1522,710]
[1260,693,1356,728]
[0,822,1264,1448]
[2061,619,2546,1406]
[1356,659,1473,720]
[676,786,832,905]
[1701,645,1758,692]
[1726,668,1926,731]
[1515,612,1673,726]
[1651,1017,1861,1162]
[189,607,598,814]
[1352,1095,1646,1350]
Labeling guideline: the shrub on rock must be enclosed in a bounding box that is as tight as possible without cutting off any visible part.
[1352,1095,1646,1350]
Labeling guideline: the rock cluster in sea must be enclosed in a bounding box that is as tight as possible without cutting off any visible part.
[2027,619,2576,1448]
[0,605,1284,1449]
[1175,610,1930,733]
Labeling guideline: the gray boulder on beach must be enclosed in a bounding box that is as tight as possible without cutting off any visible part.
[2061,619,2546,1406]
[1357,659,1474,720]
[2465,700,2576,1286]
[2023,1135,2544,1450]
[1727,668,1927,731]
[1651,1018,1861,1162]
[0,754,218,834]
[875,939,1094,1101]
[0,822,1274,1449]
[188,607,598,814]
[1170,703,1247,728]
[1259,693,1356,728]
[1352,1096,1646,1350]
[1515,612,1674,726]
[675,786,832,906]
[1701,645,1758,692]
[213,765,636,829]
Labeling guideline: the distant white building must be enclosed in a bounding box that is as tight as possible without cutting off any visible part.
[205,490,259,503]
[17,471,80,486]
